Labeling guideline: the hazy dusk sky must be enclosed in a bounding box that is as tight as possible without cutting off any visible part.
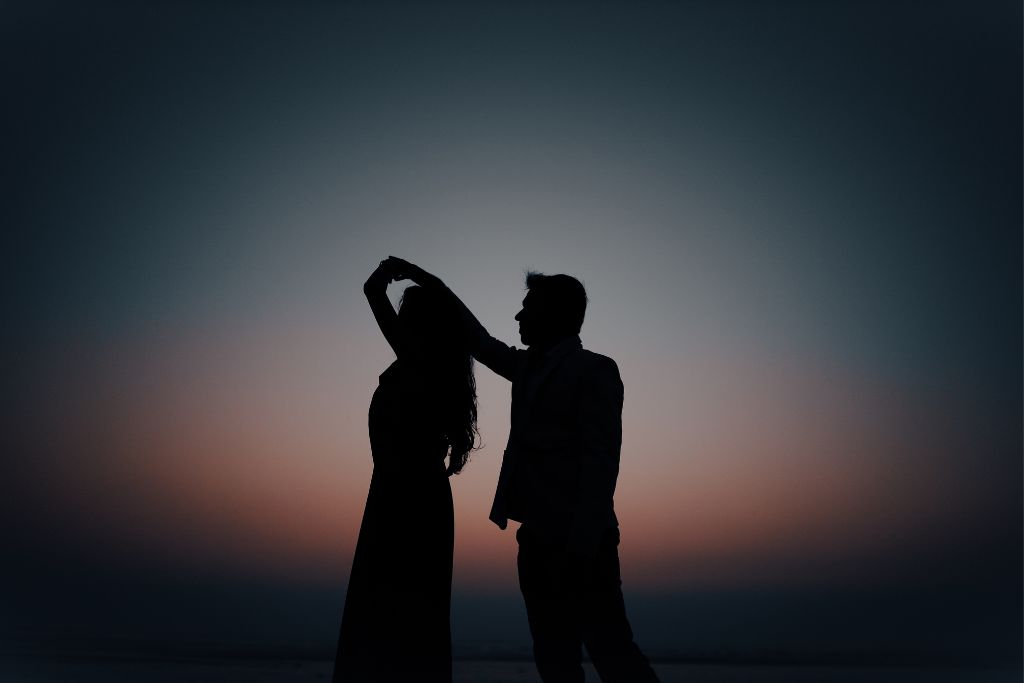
[5,0,1020,663]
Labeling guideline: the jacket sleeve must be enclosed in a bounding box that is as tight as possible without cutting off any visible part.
[567,355,623,559]
[472,329,521,382]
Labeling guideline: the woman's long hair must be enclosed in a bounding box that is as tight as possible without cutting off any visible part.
[398,286,479,475]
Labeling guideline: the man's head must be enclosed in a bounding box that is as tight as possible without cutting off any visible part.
[514,272,587,348]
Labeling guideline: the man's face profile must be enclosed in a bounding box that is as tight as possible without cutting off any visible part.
[516,290,560,348]
[515,292,540,347]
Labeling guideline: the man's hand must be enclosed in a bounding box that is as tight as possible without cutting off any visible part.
[386,256,442,288]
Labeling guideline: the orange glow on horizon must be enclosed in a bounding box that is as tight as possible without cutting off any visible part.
[32,318,981,591]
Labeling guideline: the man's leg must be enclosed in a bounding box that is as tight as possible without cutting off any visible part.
[581,528,660,683]
[517,526,586,683]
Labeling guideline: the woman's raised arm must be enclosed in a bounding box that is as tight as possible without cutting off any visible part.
[364,260,401,355]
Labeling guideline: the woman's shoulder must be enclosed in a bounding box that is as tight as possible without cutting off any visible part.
[378,359,402,383]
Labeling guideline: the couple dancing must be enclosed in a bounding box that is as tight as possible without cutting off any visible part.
[333,257,659,683]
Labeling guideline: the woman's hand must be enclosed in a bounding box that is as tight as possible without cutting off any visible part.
[364,259,395,293]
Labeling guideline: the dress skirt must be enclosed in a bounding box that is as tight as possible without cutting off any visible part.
[333,463,454,683]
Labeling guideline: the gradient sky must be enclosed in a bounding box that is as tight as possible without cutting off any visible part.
[4,0,1021,664]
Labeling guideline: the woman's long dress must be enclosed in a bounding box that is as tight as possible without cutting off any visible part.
[333,360,454,683]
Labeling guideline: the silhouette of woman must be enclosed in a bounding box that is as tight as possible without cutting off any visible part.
[332,258,478,683]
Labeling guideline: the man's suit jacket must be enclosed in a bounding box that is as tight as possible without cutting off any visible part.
[473,332,622,558]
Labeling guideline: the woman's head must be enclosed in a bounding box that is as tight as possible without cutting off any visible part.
[397,286,479,475]
[398,286,452,350]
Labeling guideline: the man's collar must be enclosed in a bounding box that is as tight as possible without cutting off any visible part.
[529,334,582,360]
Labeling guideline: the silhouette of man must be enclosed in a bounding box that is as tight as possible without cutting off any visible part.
[389,258,659,683]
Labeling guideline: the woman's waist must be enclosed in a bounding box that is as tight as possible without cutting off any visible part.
[371,452,449,475]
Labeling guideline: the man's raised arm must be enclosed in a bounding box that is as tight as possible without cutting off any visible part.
[385,256,521,382]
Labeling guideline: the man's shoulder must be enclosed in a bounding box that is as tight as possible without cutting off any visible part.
[570,348,620,377]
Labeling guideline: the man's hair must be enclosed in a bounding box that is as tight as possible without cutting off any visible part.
[525,271,588,335]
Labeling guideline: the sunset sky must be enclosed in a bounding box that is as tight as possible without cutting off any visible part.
[5,0,1020,664]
